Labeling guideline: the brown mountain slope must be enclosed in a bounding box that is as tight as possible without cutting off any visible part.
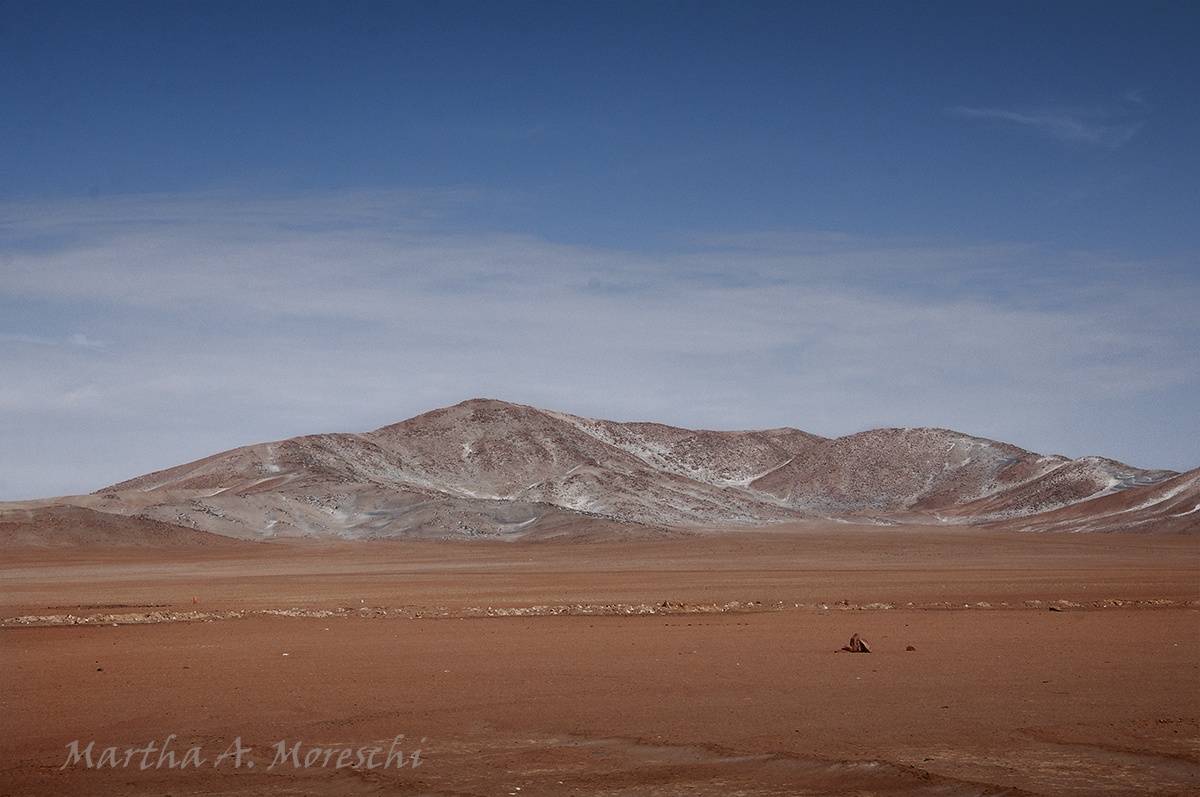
[0,505,253,548]
[934,456,1181,522]
[53,398,1191,538]
[985,467,1200,533]
[749,427,1053,513]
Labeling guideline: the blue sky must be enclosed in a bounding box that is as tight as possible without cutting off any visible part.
[1,1,1197,499]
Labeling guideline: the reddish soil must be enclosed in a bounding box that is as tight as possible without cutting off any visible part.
[2,525,1197,796]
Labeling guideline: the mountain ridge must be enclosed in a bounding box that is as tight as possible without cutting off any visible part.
[11,398,1192,540]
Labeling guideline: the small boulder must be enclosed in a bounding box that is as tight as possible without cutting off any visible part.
[840,633,871,653]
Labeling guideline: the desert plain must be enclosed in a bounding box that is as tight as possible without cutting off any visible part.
[2,521,1197,797]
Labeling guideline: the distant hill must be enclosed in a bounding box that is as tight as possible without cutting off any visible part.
[5,399,1195,541]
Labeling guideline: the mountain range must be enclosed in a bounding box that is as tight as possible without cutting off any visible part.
[7,399,1198,541]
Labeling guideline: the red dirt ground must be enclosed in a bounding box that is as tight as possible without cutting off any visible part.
[2,524,1197,796]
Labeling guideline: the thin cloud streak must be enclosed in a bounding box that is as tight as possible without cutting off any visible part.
[951,105,1142,148]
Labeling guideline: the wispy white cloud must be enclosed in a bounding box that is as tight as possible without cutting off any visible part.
[0,333,55,346]
[1122,91,1141,106]
[0,332,107,348]
[68,333,106,348]
[1,190,1196,498]
[951,105,1142,148]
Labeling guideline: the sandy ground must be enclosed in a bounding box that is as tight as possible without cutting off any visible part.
[2,525,1197,796]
